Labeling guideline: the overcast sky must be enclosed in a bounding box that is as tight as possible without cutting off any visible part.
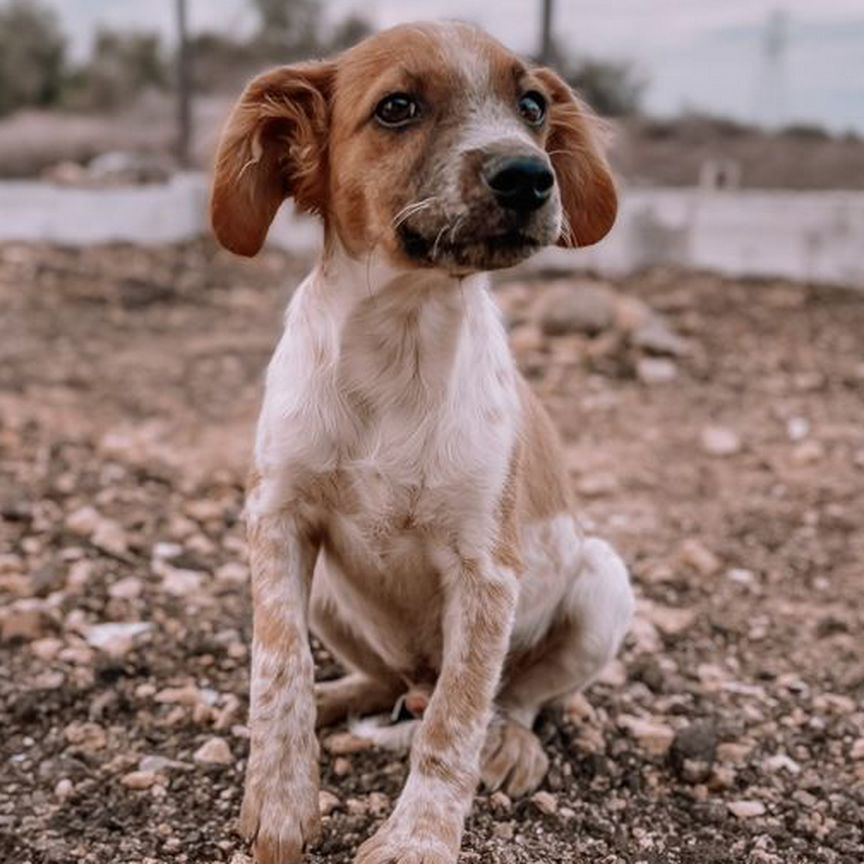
[48,0,864,131]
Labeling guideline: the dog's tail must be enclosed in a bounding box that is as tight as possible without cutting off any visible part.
[349,716,419,752]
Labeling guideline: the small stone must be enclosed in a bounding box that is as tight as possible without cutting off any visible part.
[572,726,606,755]
[670,721,717,781]
[324,732,374,756]
[215,562,248,585]
[700,425,741,457]
[708,765,736,791]
[492,822,514,840]
[727,800,766,819]
[726,568,756,586]
[91,520,128,556]
[509,323,545,355]
[632,314,688,356]
[109,576,143,600]
[618,716,675,756]
[792,440,824,464]
[65,506,101,537]
[850,738,864,761]
[64,721,107,753]
[332,757,353,777]
[152,541,184,560]
[155,684,201,706]
[193,736,233,766]
[160,566,204,596]
[763,753,801,774]
[677,539,720,577]
[139,755,179,773]
[0,573,30,597]
[717,742,754,765]
[786,416,810,441]
[185,499,225,523]
[612,294,651,333]
[680,759,712,783]
[54,778,74,800]
[345,797,368,816]
[66,559,93,591]
[83,621,152,657]
[121,770,162,790]
[531,791,558,816]
[0,553,24,575]
[645,602,695,636]
[630,614,662,653]
[30,637,64,660]
[636,357,678,385]
[576,473,618,498]
[1,607,52,642]
[318,790,342,817]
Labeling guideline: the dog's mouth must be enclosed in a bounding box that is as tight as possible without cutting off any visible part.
[398,224,546,272]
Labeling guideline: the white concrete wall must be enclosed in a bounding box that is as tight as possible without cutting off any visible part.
[1,175,862,286]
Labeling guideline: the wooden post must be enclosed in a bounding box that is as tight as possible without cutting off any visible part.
[540,0,554,64]
[175,0,192,167]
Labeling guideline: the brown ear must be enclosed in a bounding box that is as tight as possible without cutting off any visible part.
[210,62,334,257]
[533,68,618,248]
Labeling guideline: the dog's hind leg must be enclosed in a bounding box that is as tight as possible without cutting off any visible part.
[484,537,634,796]
[315,674,402,728]
[311,589,403,728]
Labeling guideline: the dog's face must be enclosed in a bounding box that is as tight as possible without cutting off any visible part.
[211,23,617,273]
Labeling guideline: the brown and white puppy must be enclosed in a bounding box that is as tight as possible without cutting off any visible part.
[211,22,634,864]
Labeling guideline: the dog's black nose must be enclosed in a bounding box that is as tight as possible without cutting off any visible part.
[485,157,555,213]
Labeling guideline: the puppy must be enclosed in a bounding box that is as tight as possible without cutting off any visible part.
[210,22,634,864]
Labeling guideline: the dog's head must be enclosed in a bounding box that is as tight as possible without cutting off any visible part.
[211,22,617,272]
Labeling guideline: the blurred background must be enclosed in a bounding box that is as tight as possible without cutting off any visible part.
[2,0,864,176]
[1,4,863,864]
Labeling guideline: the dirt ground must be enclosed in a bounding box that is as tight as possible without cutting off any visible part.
[1,241,863,864]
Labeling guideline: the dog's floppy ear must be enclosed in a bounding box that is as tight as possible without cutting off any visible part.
[533,68,617,248]
[210,62,335,257]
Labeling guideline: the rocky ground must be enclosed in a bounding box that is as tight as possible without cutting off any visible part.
[1,241,863,864]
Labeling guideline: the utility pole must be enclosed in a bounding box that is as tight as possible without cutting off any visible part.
[539,0,554,64]
[175,0,192,167]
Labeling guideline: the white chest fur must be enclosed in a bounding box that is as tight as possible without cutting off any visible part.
[249,256,520,572]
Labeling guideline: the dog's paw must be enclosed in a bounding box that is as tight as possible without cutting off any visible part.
[481,718,549,798]
[354,819,457,864]
[239,780,321,864]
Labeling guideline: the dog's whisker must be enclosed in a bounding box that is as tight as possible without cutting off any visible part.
[431,222,450,260]
[448,214,467,245]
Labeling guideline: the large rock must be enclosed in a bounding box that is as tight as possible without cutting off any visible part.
[538,282,616,337]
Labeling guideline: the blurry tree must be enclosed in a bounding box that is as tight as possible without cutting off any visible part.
[65,30,168,111]
[190,33,259,91]
[564,58,646,117]
[0,0,66,116]
[252,0,321,57]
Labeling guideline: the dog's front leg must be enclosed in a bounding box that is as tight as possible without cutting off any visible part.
[240,513,321,864]
[356,553,518,864]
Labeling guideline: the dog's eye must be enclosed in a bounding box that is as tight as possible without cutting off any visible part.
[374,94,421,128]
[518,92,546,126]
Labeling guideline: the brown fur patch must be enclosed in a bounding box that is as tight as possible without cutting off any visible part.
[210,62,334,256]
[516,377,573,522]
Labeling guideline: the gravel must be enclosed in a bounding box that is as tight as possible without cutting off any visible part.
[1,242,863,863]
